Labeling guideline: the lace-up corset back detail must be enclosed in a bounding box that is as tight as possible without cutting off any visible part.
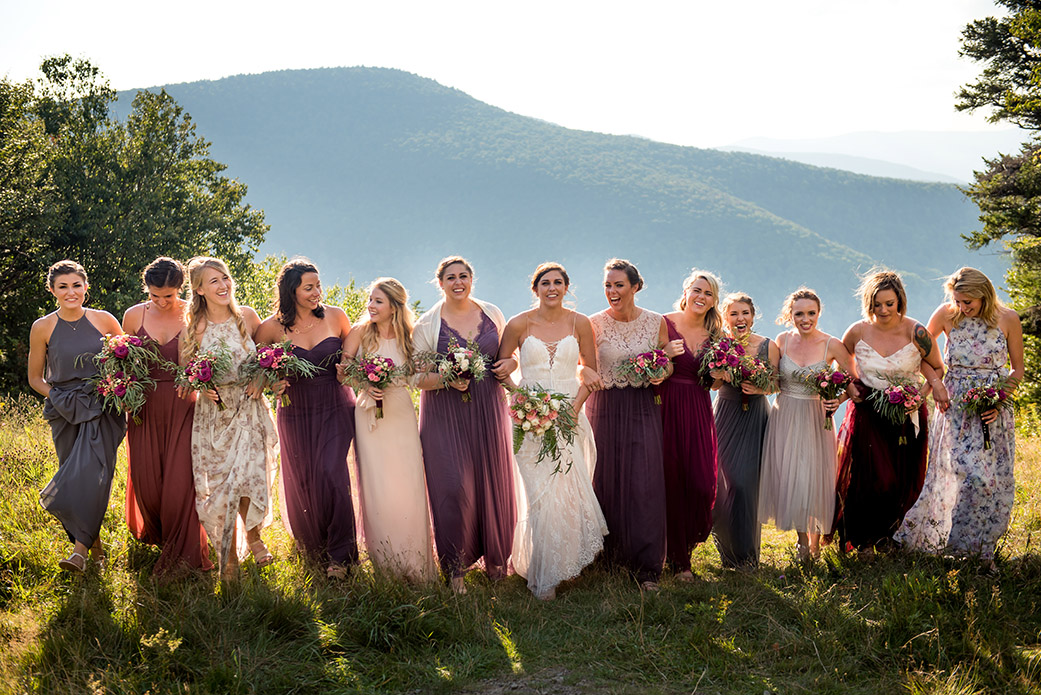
[519,335,580,398]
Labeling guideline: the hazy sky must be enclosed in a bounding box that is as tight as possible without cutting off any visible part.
[2,0,1008,147]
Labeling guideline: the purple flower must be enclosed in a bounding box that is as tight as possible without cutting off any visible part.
[830,371,847,385]
[114,384,127,397]
[128,336,142,347]
[887,389,904,404]
[113,344,129,359]
[197,365,213,383]
[258,352,274,368]
[727,354,740,367]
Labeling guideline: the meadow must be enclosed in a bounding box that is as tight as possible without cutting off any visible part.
[2,394,1041,695]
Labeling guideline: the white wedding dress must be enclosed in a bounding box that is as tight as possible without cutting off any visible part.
[512,334,608,599]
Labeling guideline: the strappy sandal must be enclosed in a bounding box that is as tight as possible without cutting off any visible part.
[249,541,275,567]
[58,552,86,573]
[640,580,660,593]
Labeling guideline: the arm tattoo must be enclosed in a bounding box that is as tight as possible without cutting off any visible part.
[914,323,933,358]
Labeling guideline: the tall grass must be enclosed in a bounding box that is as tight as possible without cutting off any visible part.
[2,395,1041,694]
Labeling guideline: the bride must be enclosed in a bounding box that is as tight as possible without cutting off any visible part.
[497,262,608,600]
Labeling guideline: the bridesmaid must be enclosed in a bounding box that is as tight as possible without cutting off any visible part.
[29,260,126,572]
[711,292,778,570]
[255,259,358,579]
[587,258,671,591]
[896,268,1023,574]
[758,288,852,562]
[346,278,436,582]
[414,256,516,593]
[658,269,722,581]
[122,257,212,577]
[181,257,278,580]
[833,271,944,556]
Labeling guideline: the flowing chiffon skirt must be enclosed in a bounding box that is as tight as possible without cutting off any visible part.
[712,389,767,567]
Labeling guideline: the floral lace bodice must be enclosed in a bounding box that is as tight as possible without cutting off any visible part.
[589,309,662,389]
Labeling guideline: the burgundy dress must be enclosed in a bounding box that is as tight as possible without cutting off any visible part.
[587,309,666,584]
[126,329,212,575]
[657,318,718,572]
[277,336,359,567]
[419,314,516,578]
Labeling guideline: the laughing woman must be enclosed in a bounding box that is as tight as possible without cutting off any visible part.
[29,260,127,572]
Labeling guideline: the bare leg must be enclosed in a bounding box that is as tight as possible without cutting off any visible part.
[241,497,273,566]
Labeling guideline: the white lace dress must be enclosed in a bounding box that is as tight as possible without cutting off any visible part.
[511,335,608,599]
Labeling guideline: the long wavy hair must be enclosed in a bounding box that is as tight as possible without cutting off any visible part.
[359,278,415,369]
[276,258,326,330]
[858,269,907,320]
[944,266,1003,328]
[181,257,251,362]
[675,268,723,340]
[777,287,822,327]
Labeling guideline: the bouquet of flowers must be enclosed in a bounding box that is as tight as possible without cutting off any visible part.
[175,344,234,410]
[958,377,1015,451]
[342,353,401,419]
[617,347,670,403]
[866,376,924,444]
[424,336,489,402]
[83,333,161,424]
[507,386,578,474]
[803,366,853,430]
[698,335,746,385]
[735,355,777,411]
[240,339,321,407]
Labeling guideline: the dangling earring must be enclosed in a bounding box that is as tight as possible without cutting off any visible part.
[83,289,91,306]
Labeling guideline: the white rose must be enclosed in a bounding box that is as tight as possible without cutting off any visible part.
[522,420,531,431]
[459,359,470,371]
[523,402,534,411]
[550,399,561,411]
[540,404,549,416]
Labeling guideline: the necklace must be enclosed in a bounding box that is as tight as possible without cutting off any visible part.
[57,312,86,331]
[292,319,318,334]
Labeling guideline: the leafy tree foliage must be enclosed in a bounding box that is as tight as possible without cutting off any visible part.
[958,1,1041,405]
[0,56,268,394]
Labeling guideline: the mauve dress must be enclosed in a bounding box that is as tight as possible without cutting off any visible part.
[39,317,127,547]
[277,336,359,567]
[587,309,666,584]
[711,338,770,568]
[657,318,718,573]
[126,327,212,575]
[419,314,516,578]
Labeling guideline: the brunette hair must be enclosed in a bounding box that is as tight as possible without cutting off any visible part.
[276,258,326,330]
[435,256,475,283]
[603,258,643,291]
[181,257,251,362]
[858,269,907,320]
[359,278,415,368]
[777,287,822,326]
[47,260,88,288]
[944,266,1003,328]
[530,262,570,291]
[142,257,185,292]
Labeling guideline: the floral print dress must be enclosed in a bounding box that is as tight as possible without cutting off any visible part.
[894,317,1015,560]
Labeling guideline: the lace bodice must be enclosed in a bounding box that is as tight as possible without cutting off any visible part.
[589,309,662,389]
[518,334,580,398]
[854,340,921,390]
[200,317,254,386]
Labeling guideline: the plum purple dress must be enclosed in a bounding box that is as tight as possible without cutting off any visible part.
[39,316,127,548]
[712,338,770,568]
[419,314,516,579]
[657,318,718,573]
[833,341,928,552]
[587,309,666,584]
[126,325,212,576]
[277,335,358,568]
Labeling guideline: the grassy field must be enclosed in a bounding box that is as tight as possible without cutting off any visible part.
[2,395,1041,694]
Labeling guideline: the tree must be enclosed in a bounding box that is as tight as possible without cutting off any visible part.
[958,0,1041,407]
[0,56,269,394]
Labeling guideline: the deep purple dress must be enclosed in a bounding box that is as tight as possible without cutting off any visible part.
[419,314,516,578]
[277,336,359,567]
[126,328,213,576]
[657,319,718,572]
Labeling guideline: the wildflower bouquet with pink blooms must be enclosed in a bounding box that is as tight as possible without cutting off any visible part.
[422,336,488,403]
[617,347,670,403]
[342,353,401,419]
[175,344,233,411]
[82,333,162,424]
[803,366,853,430]
[240,339,321,407]
[698,335,747,385]
[958,377,1015,451]
[735,355,777,411]
[508,386,578,474]
[866,376,924,444]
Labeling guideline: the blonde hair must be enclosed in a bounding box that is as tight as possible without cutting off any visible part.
[181,257,251,362]
[720,292,756,335]
[360,278,415,369]
[777,287,822,326]
[858,269,907,320]
[675,268,724,340]
[944,266,1003,328]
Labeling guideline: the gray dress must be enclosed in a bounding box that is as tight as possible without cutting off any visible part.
[39,317,127,547]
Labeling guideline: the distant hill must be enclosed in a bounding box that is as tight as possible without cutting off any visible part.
[716,147,961,184]
[116,68,1007,335]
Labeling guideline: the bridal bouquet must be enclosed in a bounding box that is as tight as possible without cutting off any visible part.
[240,339,320,407]
[423,336,488,402]
[617,347,670,402]
[803,366,853,430]
[342,353,401,419]
[175,344,234,410]
[866,376,924,444]
[508,386,578,474]
[958,377,1014,451]
[83,333,161,424]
